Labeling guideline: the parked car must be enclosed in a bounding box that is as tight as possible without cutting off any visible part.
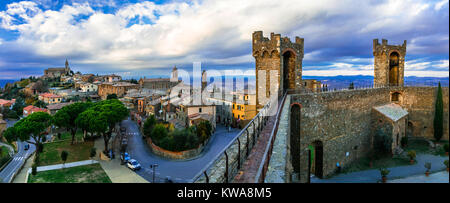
[24,144,30,151]
[127,159,142,171]
[121,152,130,163]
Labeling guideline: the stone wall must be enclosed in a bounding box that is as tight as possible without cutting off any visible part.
[146,138,205,160]
[402,87,449,140]
[268,86,449,183]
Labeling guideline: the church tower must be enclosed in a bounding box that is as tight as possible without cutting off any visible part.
[373,39,407,87]
[253,31,304,109]
[171,66,179,82]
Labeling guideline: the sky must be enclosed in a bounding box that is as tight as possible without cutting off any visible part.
[0,0,448,80]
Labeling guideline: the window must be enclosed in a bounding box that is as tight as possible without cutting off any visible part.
[199,108,202,113]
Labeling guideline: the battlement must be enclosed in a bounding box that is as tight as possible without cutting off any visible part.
[253,31,304,47]
[373,38,407,54]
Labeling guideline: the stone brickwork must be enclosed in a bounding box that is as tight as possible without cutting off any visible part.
[253,31,304,109]
[402,87,449,140]
[267,86,449,183]
[373,39,407,86]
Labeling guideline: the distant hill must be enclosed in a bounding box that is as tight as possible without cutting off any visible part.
[303,75,449,89]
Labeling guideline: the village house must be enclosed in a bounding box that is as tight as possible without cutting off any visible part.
[0,99,15,110]
[46,102,74,115]
[23,105,47,117]
[78,82,98,93]
[39,93,62,104]
[98,82,139,100]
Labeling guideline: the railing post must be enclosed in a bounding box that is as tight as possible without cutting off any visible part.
[224,151,229,183]
[252,121,256,144]
[246,128,249,157]
[204,171,209,183]
[237,138,241,169]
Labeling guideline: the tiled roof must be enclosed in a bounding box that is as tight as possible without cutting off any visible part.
[47,102,73,110]
[40,93,62,98]
[373,103,408,122]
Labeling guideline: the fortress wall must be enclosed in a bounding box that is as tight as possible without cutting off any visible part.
[291,88,391,181]
[402,87,449,140]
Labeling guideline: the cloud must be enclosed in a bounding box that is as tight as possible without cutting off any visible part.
[0,0,448,78]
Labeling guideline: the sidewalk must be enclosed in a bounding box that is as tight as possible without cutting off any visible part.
[312,153,448,183]
[29,160,99,173]
[12,153,34,183]
[389,171,449,183]
[94,137,148,183]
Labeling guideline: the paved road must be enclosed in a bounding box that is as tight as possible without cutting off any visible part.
[311,153,448,183]
[0,119,36,183]
[123,118,241,183]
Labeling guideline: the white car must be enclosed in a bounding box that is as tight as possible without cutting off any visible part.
[126,159,142,171]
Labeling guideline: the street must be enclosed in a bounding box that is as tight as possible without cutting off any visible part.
[0,119,36,183]
[122,117,241,183]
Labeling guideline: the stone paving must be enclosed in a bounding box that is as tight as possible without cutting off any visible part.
[389,171,449,183]
[233,115,276,183]
[312,153,448,183]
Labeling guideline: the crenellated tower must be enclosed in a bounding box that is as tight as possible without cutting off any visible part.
[253,31,304,109]
[373,39,407,87]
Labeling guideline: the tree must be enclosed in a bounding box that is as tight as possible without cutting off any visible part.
[196,121,212,144]
[9,112,52,160]
[151,124,168,145]
[433,82,444,142]
[53,102,91,145]
[348,82,354,90]
[143,115,156,138]
[76,99,128,153]
[107,94,118,100]
[61,151,68,166]
[12,97,25,116]
[129,79,138,84]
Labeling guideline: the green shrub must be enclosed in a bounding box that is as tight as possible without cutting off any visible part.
[143,115,156,138]
[424,162,431,172]
[379,168,390,177]
[407,150,416,160]
[444,160,448,168]
[151,124,168,145]
[444,143,449,153]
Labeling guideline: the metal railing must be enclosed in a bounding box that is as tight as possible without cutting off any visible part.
[190,92,279,183]
[254,91,288,183]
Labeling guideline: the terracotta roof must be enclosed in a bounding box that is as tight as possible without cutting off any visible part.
[141,78,171,82]
[40,93,62,98]
[373,103,408,122]
[47,102,73,110]
[23,105,47,114]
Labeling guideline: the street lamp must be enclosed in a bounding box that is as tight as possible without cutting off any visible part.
[150,164,159,183]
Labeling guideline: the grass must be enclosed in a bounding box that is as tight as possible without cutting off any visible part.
[28,163,112,183]
[0,146,9,158]
[56,131,85,141]
[38,139,94,166]
[341,156,411,174]
[404,139,449,157]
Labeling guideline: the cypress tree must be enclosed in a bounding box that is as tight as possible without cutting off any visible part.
[433,82,443,141]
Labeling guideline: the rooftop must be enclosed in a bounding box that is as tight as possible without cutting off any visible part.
[40,92,62,98]
[373,103,409,122]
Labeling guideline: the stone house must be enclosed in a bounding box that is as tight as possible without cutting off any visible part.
[39,93,62,104]
[23,105,47,117]
[372,103,409,153]
[98,82,139,100]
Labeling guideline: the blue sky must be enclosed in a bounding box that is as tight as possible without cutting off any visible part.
[0,0,448,79]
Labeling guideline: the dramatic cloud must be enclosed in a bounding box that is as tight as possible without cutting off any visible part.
[0,0,448,79]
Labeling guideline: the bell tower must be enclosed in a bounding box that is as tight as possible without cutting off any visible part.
[373,39,407,87]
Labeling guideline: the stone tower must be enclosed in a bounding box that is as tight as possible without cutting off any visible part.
[201,70,207,92]
[373,39,407,87]
[171,66,178,82]
[253,31,304,109]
